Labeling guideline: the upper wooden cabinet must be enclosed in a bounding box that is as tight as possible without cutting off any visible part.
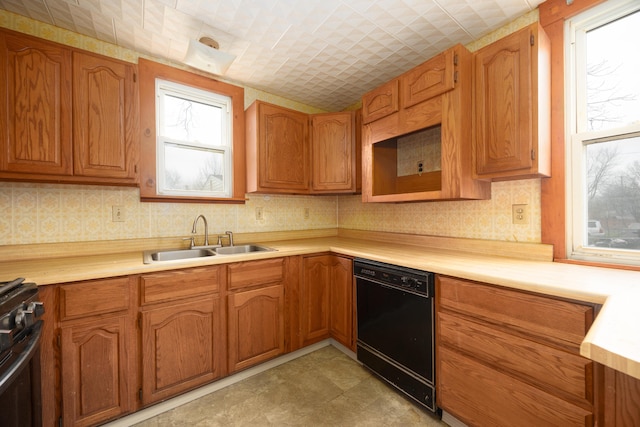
[246,101,310,193]
[311,111,356,193]
[362,79,399,124]
[0,30,73,176]
[246,100,359,195]
[474,22,551,180]
[0,29,138,185]
[362,44,490,202]
[73,52,138,180]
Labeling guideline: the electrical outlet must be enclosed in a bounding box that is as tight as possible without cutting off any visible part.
[112,206,125,222]
[417,160,424,174]
[304,207,310,219]
[256,207,264,221]
[512,204,528,225]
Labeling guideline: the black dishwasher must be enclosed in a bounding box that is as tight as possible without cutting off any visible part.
[354,259,437,413]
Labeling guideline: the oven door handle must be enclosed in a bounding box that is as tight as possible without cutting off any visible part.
[0,320,42,396]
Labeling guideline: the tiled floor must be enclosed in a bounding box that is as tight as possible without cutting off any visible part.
[134,345,448,426]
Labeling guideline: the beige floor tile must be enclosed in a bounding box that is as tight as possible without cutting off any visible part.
[134,346,447,427]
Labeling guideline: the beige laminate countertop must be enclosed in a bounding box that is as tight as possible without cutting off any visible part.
[2,235,639,381]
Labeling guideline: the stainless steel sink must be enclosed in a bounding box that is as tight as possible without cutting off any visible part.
[215,244,275,255]
[143,248,216,264]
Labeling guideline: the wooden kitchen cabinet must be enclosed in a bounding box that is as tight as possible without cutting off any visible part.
[311,111,356,193]
[0,28,138,185]
[474,22,550,180]
[0,29,73,177]
[246,100,360,195]
[139,266,226,405]
[72,51,138,180]
[58,277,138,427]
[362,79,399,124]
[436,275,598,426]
[301,254,354,350]
[227,258,285,372]
[246,101,310,193]
[362,44,490,202]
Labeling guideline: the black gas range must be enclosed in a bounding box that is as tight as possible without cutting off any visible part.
[0,278,45,427]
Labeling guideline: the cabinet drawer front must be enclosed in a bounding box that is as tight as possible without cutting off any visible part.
[438,347,593,427]
[437,276,594,349]
[401,49,454,108]
[228,258,284,290]
[362,79,399,124]
[438,311,593,405]
[60,277,130,320]
[140,266,224,305]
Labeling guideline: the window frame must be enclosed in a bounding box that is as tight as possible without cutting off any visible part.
[565,0,640,266]
[138,58,246,203]
[155,79,233,198]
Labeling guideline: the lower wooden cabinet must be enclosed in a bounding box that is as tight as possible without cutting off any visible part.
[139,266,226,405]
[436,275,598,426]
[301,254,354,350]
[227,258,285,372]
[58,277,137,427]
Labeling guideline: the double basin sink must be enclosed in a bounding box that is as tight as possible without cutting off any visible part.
[143,244,275,264]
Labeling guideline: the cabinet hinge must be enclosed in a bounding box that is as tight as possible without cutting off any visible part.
[530,34,535,46]
[531,149,536,160]
[138,314,142,329]
[454,70,459,83]
[56,334,61,348]
[138,388,143,401]
[58,416,63,427]
[133,73,137,83]
[453,53,458,66]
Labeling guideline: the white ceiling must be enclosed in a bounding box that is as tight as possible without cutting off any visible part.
[0,0,544,111]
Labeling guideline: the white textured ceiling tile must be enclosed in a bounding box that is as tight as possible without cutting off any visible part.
[152,0,176,7]
[113,18,136,49]
[161,7,201,39]
[142,1,164,32]
[75,0,100,14]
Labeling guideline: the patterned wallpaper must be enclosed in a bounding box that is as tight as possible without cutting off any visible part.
[0,9,542,246]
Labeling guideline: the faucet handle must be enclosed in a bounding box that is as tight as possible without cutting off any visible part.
[182,236,195,249]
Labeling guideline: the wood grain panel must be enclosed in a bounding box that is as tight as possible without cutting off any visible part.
[227,258,284,291]
[438,275,594,351]
[438,311,593,406]
[439,346,593,427]
[401,49,454,108]
[59,277,130,320]
[311,111,355,192]
[227,284,284,372]
[362,79,399,124]
[73,52,137,180]
[61,315,134,427]
[141,297,221,404]
[140,265,224,305]
[0,29,72,175]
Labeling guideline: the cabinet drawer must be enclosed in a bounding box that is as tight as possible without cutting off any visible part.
[438,346,593,427]
[438,311,593,406]
[228,258,284,291]
[59,277,130,320]
[437,276,594,350]
[140,266,224,306]
[400,49,454,108]
[362,79,399,124]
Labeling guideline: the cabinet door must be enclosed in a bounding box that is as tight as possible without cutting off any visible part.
[474,23,550,179]
[0,30,72,176]
[257,102,309,192]
[141,297,223,404]
[311,112,356,193]
[73,52,138,180]
[362,79,399,124]
[301,256,331,346]
[61,315,135,427]
[227,284,284,372]
[329,256,353,350]
[401,48,455,108]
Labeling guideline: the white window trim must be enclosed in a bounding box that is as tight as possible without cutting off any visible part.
[565,0,640,266]
[155,78,233,198]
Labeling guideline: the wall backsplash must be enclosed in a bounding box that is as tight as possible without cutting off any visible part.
[0,9,543,246]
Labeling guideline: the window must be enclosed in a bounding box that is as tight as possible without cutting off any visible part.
[567,0,640,265]
[156,79,232,198]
